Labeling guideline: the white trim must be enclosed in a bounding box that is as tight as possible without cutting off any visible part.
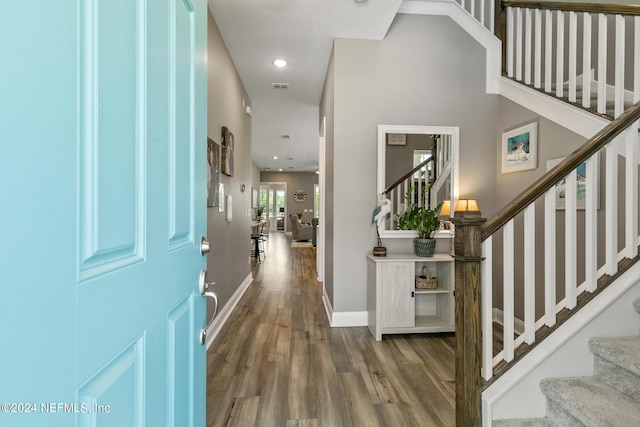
[482,261,640,426]
[322,288,368,327]
[205,273,253,350]
[322,287,333,324]
[399,0,501,94]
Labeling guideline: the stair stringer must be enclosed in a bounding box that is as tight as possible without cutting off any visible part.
[499,77,609,140]
[482,261,640,426]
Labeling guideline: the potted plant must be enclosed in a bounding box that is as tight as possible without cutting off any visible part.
[295,211,303,219]
[395,186,442,257]
[256,205,265,220]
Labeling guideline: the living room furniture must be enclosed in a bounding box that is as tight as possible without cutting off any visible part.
[290,215,312,241]
[367,253,454,341]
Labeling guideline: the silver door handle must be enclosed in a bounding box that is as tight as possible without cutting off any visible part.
[198,269,219,345]
[200,291,219,345]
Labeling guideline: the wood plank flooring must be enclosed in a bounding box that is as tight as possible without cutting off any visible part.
[206,232,455,426]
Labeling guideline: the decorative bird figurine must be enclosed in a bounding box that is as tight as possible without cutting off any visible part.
[372,196,392,226]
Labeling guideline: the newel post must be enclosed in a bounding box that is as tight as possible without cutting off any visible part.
[451,209,485,426]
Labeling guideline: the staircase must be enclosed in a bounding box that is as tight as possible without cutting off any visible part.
[493,299,640,426]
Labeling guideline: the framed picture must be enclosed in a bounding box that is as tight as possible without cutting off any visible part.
[547,156,599,210]
[501,122,537,174]
[386,133,407,146]
[221,126,234,176]
[207,138,220,207]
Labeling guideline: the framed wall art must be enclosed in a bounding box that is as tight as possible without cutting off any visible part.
[501,122,537,174]
[547,155,599,210]
[221,126,234,176]
[207,137,220,207]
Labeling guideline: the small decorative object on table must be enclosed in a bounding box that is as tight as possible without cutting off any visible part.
[415,266,438,289]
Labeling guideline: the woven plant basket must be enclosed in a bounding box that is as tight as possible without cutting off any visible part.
[415,266,438,289]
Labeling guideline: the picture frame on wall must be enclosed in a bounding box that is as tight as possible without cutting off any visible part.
[501,122,537,174]
[386,133,407,146]
[207,137,220,207]
[221,126,234,176]
[547,155,599,210]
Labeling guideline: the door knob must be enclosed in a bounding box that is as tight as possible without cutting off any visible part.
[200,236,211,255]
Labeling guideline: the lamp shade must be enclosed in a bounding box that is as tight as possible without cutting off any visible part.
[455,199,479,212]
[439,200,451,218]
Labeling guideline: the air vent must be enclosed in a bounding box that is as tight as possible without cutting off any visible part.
[272,83,290,89]
[281,135,290,140]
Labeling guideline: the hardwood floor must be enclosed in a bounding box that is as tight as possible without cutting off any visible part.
[206,232,455,426]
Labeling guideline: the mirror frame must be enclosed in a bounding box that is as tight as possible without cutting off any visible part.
[377,124,459,239]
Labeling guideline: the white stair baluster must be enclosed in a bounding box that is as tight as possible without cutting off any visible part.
[545,188,557,326]
[525,8,532,85]
[585,154,598,292]
[504,219,515,362]
[524,204,535,344]
[534,9,542,88]
[605,137,619,275]
[545,10,553,93]
[614,15,625,118]
[482,237,493,380]
[508,7,515,78]
[516,8,523,81]
[583,12,592,109]
[598,13,608,114]
[565,169,577,309]
[626,127,638,259]
[568,12,577,102]
[635,17,640,103]
[556,11,565,98]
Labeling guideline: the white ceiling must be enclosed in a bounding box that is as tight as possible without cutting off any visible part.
[207,0,403,172]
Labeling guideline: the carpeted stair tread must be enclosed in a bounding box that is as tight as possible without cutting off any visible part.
[540,377,640,426]
[493,418,553,426]
[589,336,640,376]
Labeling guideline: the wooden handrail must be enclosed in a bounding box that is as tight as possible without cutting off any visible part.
[482,101,640,240]
[381,158,433,196]
[501,1,640,16]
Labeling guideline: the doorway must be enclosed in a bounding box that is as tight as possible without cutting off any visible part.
[259,182,286,232]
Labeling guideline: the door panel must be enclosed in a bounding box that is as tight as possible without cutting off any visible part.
[0,0,207,426]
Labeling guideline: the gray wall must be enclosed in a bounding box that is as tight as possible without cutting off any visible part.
[385,133,434,187]
[206,10,254,311]
[320,46,336,306]
[260,172,318,232]
[321,13,499,314]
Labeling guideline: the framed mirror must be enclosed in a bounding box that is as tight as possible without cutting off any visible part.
[376,125,459,239]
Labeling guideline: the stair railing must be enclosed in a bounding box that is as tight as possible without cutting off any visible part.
[454,100,640,426]
[381,157,436,229]
[496,1,640,118]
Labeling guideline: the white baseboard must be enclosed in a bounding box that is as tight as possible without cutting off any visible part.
[492,308,525,335]
[205,273,253,349]
[322,289,368,327]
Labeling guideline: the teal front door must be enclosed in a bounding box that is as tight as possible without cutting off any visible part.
[1,1,208,426]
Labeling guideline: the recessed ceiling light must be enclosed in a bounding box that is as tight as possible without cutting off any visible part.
[273,59,288,68]
[273,156,278,160]
[287,157,293,161]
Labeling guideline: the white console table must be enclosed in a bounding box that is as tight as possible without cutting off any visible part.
[367,253,455,341]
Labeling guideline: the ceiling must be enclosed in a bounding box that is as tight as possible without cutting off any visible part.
[207,0,403,172]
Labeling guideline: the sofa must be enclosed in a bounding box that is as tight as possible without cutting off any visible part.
[290,215,313,241]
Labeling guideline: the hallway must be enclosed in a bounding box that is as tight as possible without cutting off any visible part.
[206,232,455,426]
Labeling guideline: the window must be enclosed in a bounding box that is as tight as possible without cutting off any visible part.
[413,150,432,179]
